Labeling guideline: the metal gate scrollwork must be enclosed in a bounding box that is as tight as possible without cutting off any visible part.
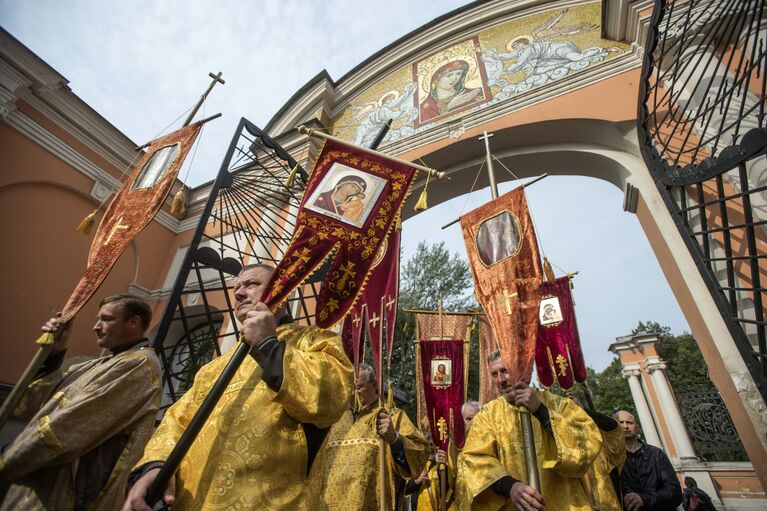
[637,0,767,401]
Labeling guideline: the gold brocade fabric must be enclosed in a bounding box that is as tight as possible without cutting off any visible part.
[587,424,626,511]
[458,392,601,511]
[416,462,457,510]
[135,324,353,510]
[415,313,471,341]
[0,346,161,511]
[320,407,429,510]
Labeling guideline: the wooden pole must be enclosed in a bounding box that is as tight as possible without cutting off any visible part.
[440,173,548,230]
[183,72,225,126]
[378,295,387,511]
[297,125,447,181]
[0,343,54,428]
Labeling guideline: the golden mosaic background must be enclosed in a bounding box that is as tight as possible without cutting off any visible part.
[329,2,630,144]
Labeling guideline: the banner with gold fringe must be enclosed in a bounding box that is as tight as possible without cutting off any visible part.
[535,276,587,390]
[342,227,401,373]
[260,137,417,327]
[459,186,542,383]
[414,312,470,448]
[418,338,467,450]
[60,122,202,322]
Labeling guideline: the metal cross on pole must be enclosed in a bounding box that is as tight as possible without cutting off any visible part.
[478,130,540,492]
[183,71,225,127]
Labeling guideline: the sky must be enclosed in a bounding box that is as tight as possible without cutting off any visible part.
[0,0,691,371]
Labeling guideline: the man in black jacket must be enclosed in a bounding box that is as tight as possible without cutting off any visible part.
[615,410,682,511]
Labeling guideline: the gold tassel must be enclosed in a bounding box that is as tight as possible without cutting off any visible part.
[355,391,362,414]
[35,332,56,346]
[171,187,187,216]
[413,168,431,212]
[413,188,428,212]
[543,257,556,283]
[387,381,394,410]
[285,164,299,188]
[395,214,402,231]
[76,209,98,235]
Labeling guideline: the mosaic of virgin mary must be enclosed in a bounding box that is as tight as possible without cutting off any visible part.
[419,59,485,124]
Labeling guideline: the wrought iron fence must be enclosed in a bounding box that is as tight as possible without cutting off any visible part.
[675,384,748,461]
[151,118,325,409]
[637,0,767,401]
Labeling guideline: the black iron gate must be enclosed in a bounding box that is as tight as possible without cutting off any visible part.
[151,119,322,409]
[637,0,767,401]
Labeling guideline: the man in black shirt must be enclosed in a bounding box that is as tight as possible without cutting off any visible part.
[615,410,682,511]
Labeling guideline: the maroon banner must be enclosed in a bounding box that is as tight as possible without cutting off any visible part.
[342,228,400,374]
[535,276,587,390]
[259,138,417,327]
[419,339,466,450]
[60,123,202,322]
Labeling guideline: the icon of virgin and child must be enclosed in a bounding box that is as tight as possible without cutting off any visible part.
[311,174,368,223]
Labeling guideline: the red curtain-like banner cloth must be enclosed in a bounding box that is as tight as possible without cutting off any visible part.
[414,312,471,436]
[60,123,202,322]
[419,339,466,450]
[342,228,401,373]
[460,186,543,383]
[535,276,587,390]
[260,138,417,327]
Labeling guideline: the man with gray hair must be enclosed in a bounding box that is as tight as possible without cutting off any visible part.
[459,349,602,510]
[320,362,428,509]
[461,400,481,433]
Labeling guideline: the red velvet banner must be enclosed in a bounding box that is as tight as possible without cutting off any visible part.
[460,186,543,383]
[342,227,401,374]
[535,276,587,390]
[419,339,466,450]
[60,123,202,322]
[260,138,417,327]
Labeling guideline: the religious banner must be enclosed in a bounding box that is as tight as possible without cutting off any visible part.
[418,338,466,450]
[59,123,202,322]
[535,276,587,390]
[459,186,543,383]
[414,312,471,440]
[259,138,417,327]
[342,227,401,372]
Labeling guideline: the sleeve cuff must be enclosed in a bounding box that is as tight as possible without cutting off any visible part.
[491,475,519,497]
[531,404,553,433]
[248,335,285,391]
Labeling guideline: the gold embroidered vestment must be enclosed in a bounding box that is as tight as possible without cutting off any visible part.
[459,392,602,510]
[320,407,429,510]
[135,324,353,510]
[0,346,161,511]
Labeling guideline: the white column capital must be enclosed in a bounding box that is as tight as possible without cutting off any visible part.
[645,356,668,373]
[622,367,642,378]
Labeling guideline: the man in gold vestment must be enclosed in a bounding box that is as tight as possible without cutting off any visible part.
[459,350,602,510]
[124,264,353,510]
[567,392,626,511]
[0,295,161,511]
[320,363,429,510]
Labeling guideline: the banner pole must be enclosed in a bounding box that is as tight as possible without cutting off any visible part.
[480,129,540,492]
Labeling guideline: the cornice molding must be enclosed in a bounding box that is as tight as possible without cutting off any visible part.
[3,108,191,233]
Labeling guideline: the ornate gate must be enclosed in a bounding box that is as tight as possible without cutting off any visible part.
[637,0,767,401]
